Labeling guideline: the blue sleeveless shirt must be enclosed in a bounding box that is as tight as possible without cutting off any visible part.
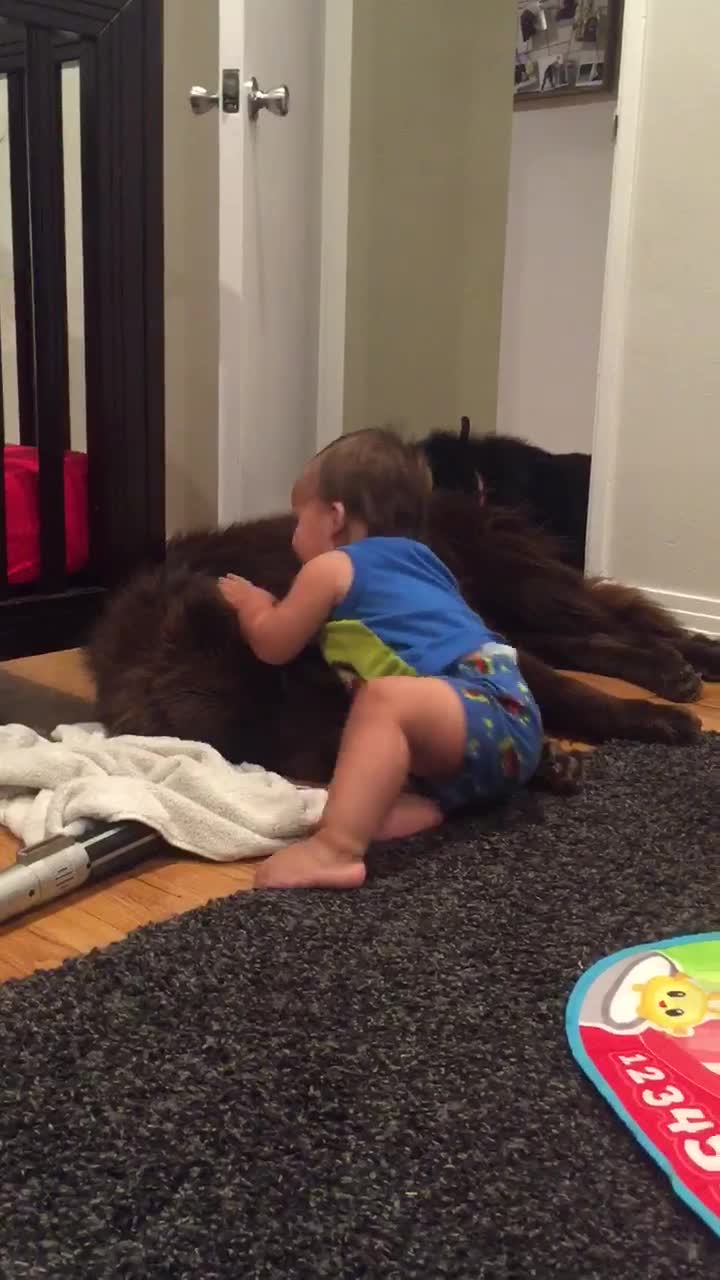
[321,537,503,681]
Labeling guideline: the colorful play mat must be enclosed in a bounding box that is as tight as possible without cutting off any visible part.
[568,934,720,1237]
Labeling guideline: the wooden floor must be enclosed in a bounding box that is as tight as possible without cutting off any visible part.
[1,649,718,985]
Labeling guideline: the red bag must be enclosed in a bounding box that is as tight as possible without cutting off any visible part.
[4,445,89,585]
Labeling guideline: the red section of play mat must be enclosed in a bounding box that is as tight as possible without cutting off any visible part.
[581,1024,720,1221]
[4,445,89,584]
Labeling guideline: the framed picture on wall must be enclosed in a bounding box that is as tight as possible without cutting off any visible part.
[514,1,623,104]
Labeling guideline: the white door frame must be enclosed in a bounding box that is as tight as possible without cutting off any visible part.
[315,0,353,451]
[217,0,328,523]
[218,0,352,491]
[585,0,649,577]
[217,0,247,525]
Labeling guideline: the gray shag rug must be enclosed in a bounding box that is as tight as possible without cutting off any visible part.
[1,736,719,1279]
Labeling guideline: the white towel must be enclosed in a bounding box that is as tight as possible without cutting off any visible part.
[0,724,327,860]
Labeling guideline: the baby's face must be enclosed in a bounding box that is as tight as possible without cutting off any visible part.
[291,473,339,562]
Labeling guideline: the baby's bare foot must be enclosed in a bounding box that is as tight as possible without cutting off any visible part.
[254,836,367,891]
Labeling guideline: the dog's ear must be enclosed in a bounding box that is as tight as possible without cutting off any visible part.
[459,416,471,444]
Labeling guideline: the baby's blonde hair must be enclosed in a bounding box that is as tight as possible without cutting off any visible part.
[302,428,432,537]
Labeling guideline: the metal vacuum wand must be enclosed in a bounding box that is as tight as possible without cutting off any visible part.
[0,822,167,926]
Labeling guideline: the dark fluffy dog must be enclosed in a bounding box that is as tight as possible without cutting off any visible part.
[421,420,591,570]
[89,492,719,785]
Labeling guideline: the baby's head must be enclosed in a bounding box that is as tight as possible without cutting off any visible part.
[291,428,432,562]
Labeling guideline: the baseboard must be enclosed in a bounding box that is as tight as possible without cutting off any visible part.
[643,587,720,637]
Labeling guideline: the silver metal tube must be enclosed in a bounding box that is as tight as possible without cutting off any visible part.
[0,841,90,924]
[0,824,166,926]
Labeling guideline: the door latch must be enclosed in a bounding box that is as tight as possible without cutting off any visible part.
[189,68,240,115]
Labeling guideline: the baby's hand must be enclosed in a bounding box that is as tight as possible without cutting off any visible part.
[218,575,276,614]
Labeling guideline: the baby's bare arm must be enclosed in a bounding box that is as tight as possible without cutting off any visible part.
[219,551,352,665]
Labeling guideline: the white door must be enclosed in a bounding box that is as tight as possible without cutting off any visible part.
[216,0,325,523]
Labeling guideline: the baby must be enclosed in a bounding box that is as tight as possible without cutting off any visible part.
[219,428,543,890]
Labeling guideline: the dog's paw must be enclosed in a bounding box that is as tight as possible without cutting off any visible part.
[534,739,589,795]
[649,650,703,703]
[683,633,720,682]
[630,703,702,745]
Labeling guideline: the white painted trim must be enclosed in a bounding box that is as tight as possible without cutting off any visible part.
[315,0,353,450]
[585,0,649,577]
[644,588,720,638]
[217,0,246,524]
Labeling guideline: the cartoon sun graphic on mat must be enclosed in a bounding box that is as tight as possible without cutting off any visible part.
[633,974,720,1037]
[469,656,493,675]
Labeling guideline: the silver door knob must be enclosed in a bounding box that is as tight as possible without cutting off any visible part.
[189,85,219,115]
[247,77,290,121]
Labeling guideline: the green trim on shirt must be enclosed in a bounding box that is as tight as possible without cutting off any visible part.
[321,619,417,681]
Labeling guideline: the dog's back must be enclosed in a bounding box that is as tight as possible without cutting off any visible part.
[89,516,348,780]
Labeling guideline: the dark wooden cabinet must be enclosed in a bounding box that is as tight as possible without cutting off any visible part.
[0,0,164,657]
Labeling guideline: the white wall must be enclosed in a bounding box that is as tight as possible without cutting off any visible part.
[164,0,220,535]
[588,0,720,632]
[342,0,515,440]
[496,99,615,453]
[61,65,86,453]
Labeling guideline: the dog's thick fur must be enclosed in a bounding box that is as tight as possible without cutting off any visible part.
[421,429,591,569]
[89,492,720,783]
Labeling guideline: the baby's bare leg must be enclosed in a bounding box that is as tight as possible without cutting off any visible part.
[376,792,444,841]
[255,677,465,890]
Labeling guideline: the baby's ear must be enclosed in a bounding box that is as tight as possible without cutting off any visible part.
[330,501,346,533]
